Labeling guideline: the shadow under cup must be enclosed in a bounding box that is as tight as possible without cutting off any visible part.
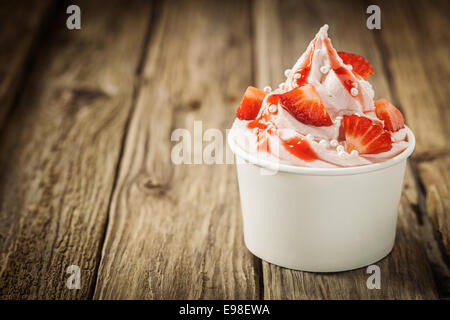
[228,128,416,272]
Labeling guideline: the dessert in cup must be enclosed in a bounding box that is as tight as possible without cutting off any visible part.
[228,25,415,272]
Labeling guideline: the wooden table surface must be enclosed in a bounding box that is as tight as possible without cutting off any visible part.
[0,0,448,300]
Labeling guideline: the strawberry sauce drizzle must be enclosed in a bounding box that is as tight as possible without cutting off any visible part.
[293,41,315,88]
[266,94,280,110]
[282,136,318,161]
[334,67,355,93]
[247,93,322,162]
[247,119,270,153]
[257,132,270,153]
[294,66,311,87]
[247,119,268,131]
[246,94,282,155]
[323,37,364,105]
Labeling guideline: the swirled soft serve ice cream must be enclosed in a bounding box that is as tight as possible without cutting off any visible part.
[230,25,410,168]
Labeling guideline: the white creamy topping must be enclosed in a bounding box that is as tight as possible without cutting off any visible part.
[320,65,330,74]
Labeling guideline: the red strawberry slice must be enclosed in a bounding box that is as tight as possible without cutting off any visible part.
[279,84,332,126]
[236,86,266,120]
[338,52,374,79]
[374,98,405,132]
[343,115,392,154]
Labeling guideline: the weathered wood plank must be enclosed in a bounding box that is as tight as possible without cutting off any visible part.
[0,0,152,299]
[375,0,450,297]
[401,0,450,296]
[254,0,438,299]
[0,0,53,128]
[399,0,450,257]
[417,157,450,254]
[374,0,450,156]
[93,0,259,299]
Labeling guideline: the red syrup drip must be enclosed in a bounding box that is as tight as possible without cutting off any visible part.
[323,37,364,105]
[294,66,311,87]
[247,118,267,129]
[247,121,271,153]
[266,94,280,110]
[282,136,318,161]
[257,132,270,153]
[334,67,355,93]
[293,44,315,88]
[247,95,281,154]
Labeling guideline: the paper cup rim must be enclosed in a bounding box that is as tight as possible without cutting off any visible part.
[228,126,415,176]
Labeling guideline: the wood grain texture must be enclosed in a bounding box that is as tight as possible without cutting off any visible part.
[93,0,260,299]
[0,0,53,128]
[0,0,446,300]
[417,157,450,254]
[375,0,450,296]
[375,0,449,277]
[374,0,450,156]
[0,0,151,299]
[253,0,438,299]
[402,0,450,256]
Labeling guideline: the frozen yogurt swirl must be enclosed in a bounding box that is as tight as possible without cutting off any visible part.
[230,25,410,168]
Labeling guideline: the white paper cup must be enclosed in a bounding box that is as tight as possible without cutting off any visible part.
[228,128,415,272]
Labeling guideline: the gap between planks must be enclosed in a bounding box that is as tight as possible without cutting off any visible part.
[88,0,159,299]
[92,0,260,299]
